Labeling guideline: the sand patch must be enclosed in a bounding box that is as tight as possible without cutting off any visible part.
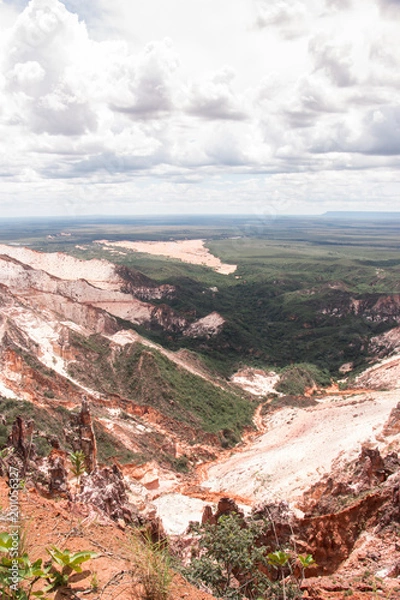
[231,368,280,396]
[202,391,398,506]
[153,493,208,535]
[97,239,237,275]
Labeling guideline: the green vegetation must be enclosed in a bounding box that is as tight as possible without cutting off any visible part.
[45,546,98,592]
[51,220,400,377]
[68,334,254,439]
[0,396,140,466]
[148,348,253,435]
[0,397,69,456]
[130,533,172,600]
[260,395,318,417]
[184,513,315,599]
[0,532,97,599]
[184,514,272,599]
[3,215,400,379]
[69,450,86,484]
[275,363,331,396]
[92,420,142,465]
[3,215,400,463]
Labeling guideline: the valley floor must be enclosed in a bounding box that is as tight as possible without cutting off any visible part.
[154,388,399,533]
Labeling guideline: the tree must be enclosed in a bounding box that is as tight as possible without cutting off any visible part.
[184,513,271,599]
[183,513,315,600]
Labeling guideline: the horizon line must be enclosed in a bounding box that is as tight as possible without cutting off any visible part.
[1,210,400,221]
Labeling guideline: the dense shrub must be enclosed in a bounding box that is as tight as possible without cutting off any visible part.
[276,363,330,396]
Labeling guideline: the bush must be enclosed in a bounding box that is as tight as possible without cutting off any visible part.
[183,513,315,600]
[184,514,271,599]
[0,533,97,599]
[276,363,330,396]
[172,455,190,473]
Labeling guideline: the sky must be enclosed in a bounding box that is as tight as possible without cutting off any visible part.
[0,0,400,218]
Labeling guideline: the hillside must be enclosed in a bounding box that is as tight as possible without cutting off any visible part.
[44,231,400,377]
[0,236,399,599]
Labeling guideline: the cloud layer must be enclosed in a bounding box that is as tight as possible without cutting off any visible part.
[0,0,400,216]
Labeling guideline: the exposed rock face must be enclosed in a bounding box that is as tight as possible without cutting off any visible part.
[77,464,133,522]
[115,264,175,301]
[230,367,280,396]
[31,291,119,335]
[320,292,400,323]
[0,244,121,289]
[201,497,244,525]
[220,446,397,579]
[354,355,400,390]
[201,505,216,525]
[369,325,400,356]
[296,491,390,575]
[0,248,223,338]
[382,402,400,436]
[8,416,35,470]
[184,312,225,338]
[76,398,97,474]
[150,304,187,332]
[301,447,399,516]
[214,497,243,520]
[47,449,69,498]
[293,447,400,575]
[353,446,387,487]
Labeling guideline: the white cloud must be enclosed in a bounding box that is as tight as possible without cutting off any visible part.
[8,60,45,90]
[109,38,179,118]
[378,0,400,15]
[346,105,400,156]
[309,37,357,87]
[325,0,352,10]
[254,0,309,37]
[184,67,246,121]
[0,0,400,216]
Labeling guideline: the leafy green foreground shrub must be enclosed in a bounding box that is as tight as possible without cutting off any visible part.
[183,513,315,600]
[276,363,330,396]
[0,532,97,599]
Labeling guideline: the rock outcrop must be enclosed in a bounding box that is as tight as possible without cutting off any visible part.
[320,292,400,323]
[201,497,244,525]
[77,464,133,522]
[184,312,225,338]
[0,248,224,338]
[76,397,97,474]
[7,416,36,476]
[382,401,400,436]
[47,449,69,498]
[293,447,400,575]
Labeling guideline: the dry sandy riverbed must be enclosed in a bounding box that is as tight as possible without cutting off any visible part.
[202,391,398,506]
[96,239,237,275]
[153,390,399,535]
